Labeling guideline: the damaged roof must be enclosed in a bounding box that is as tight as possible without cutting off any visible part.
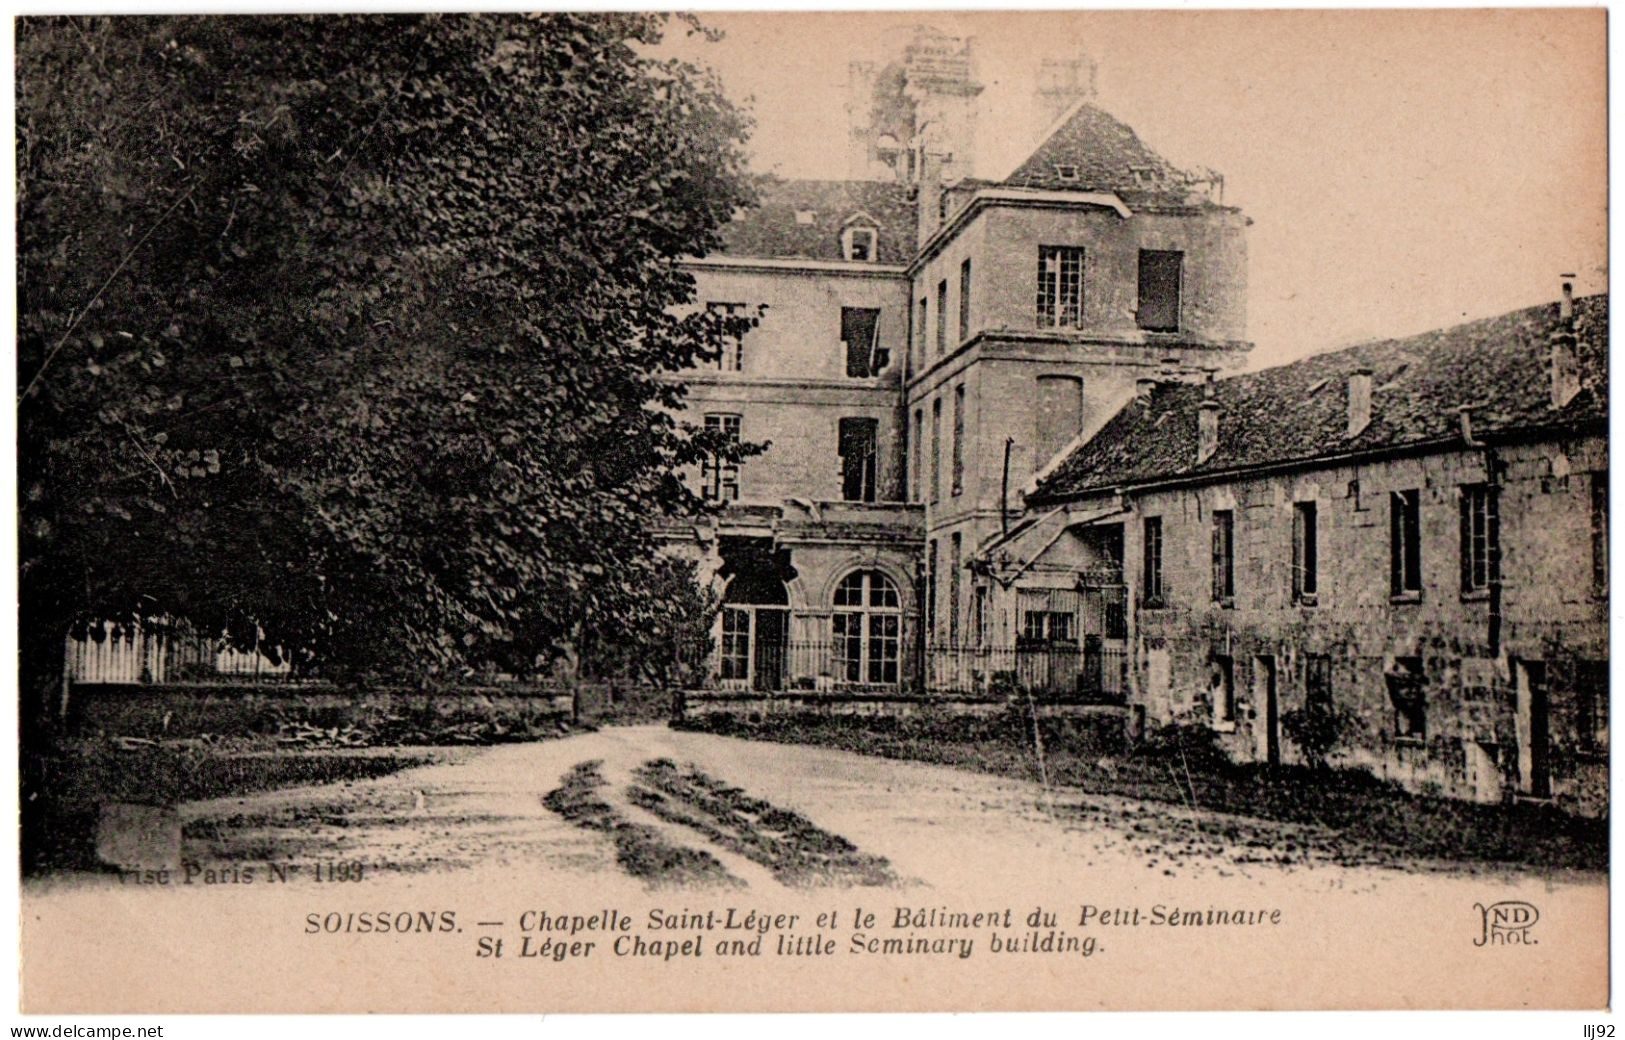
[715,178,917,264]
[1030,294,1608,504]
[1002,103,1207,208]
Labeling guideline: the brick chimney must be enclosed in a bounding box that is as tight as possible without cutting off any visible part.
[1550,275,1580,409]
[1197,395,1219,465]
[1347,367,1373,437]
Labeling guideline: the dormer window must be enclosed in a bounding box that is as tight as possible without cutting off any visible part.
[1055,163,1079,181]
[842,226,878,262]
[794,209,816,225]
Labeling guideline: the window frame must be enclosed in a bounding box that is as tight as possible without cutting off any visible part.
[1211,654,1236,728]
[930,398,942,505]
[842,226,878,263]
[704,301,747,373]
[840,307,883,379]
[936,279,949,355]
[1389,488,1423,600]
[1292,500,1318,605]
[1136,249,1184,333]
[1036,245,1085,329]
[1211,508,1235,607]
[837,416,879,504]
[1142,516,1165,608]
[951,385,965,497]
[1458,483,1498,598]
[958,257,973,343]
[831,570,902,686]
[701,413,742,502]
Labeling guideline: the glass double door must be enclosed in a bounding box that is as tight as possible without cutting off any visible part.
[719,606,787,692]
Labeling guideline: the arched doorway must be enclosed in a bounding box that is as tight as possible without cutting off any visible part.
[720,574,789,691]
[832,570,902,687]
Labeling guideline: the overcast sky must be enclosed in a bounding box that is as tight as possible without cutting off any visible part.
[662,9,1606,369]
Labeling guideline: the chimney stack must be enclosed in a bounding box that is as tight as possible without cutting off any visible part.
[1347,367,1373,437]
[1550,274,1580,409]
[1197,399,1220,465]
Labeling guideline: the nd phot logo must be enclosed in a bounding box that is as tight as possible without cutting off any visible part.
[1473,901,1539,947]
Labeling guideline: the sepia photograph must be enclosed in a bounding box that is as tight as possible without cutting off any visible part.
[11,7,1610,1017]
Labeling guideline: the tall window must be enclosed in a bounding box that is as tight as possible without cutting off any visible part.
[1390,489,1422,597]
[1035,375,1084,463]
[719,608,750,680]
[936,279,948,355]
[1143,516,1165,606]
[1592,471,1608,596]
[910,408,923,502]
[958,258,972,342]
[832,570,901,686]
[927,540,939,638]
[1459,484,1498,595]
[1292,501,1318,604]
[1036,246,1085,328]
[1137,249,1183,332]
[706,302,746,372]
[838,417,878,503]
[1211,655,1235,724]
[1211,509,1235,606]
[1305,654,1333,717]
[949,533,962,646]
[916,297,927,367]
[951,385,965,496]
[1576,659,1609,752]
[841,307,883,378]
[930,399,942,504]
[701,414,741,501]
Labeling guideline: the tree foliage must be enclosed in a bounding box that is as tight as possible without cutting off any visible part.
[17,14,760,711]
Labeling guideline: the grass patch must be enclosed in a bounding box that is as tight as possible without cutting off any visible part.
[542,761,740,888]
[631,759,893,887]
[677,710,1606,874]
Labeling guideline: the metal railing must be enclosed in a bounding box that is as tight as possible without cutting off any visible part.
[708,638,1127,704]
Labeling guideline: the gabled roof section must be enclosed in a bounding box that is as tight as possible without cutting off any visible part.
[1002,102,1204,208]
[1030,294,1608,503]
[716,179,916,264]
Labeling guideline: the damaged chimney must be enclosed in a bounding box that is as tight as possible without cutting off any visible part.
[1197,394,1219,465]
[1347,367,1373,438]
[1550,275,1580,409]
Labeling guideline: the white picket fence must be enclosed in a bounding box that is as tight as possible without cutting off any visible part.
[66,620,293,685]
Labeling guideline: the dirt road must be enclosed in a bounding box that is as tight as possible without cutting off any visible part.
[23,725,1609,1012]
[169,724,1597,895]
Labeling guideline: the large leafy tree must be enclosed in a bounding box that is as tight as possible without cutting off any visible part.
[17,14,758,728]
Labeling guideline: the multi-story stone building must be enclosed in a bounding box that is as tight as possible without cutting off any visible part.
[659,28,1251,693]
[995,286,1607,812]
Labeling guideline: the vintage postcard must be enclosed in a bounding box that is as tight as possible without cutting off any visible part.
[13,9,1608,1015]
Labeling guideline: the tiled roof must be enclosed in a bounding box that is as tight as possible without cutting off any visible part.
[1002,103,1203,208]
[1030,294,1608,503]
[716,179,917,264]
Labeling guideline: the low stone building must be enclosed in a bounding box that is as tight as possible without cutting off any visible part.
[982,287,1607,813]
